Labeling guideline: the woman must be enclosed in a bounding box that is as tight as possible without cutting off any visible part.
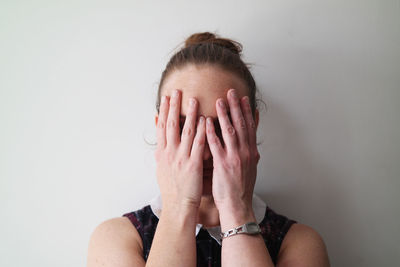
[87,32,330,267]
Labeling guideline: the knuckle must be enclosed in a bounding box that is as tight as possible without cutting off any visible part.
[232,155,242,166]
[249,120,256,129]
[225,125,235,135]
[157,120,165,129]
[182,127,192,136]
[237,117,246,129]
[198,137,206,146]
[161,100,169,110]
[194,135,205,146]
[208,135,220,145]
[176,158,184,168]
[167,120,176,128]
[169,99,177,108]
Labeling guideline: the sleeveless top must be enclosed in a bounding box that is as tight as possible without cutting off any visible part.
[122,197,297,266]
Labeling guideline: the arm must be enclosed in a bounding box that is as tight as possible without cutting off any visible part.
[148,90,206,266]
[145,206,198,267]
[276,223,330,267]
[206,90,330,266]
[219,207,274,267]
[87,90,206,267]
[87,217,145,267]
[86,211,199,267]
[205,89,274,267]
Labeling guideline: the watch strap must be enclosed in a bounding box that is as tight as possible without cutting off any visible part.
[220,222,261,239]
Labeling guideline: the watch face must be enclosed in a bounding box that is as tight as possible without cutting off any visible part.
[247,223,260,233]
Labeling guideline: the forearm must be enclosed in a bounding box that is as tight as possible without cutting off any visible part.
[145,206,198,267]
[220,207,274,267]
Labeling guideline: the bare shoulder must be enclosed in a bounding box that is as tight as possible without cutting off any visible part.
[87,217,145,267]
[277,223,330,267]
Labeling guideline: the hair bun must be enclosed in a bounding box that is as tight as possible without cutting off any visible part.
[184,32,243,55]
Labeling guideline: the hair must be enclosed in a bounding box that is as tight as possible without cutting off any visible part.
[156,31,263,118]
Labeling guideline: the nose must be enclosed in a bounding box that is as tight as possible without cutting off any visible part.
[203,139,212,161]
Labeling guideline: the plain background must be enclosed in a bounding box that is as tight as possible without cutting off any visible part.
[1,0,399,266]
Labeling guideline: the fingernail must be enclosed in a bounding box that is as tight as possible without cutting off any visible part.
[244,96,250,105]
[190,98,196,106]
[161,95,166,103]
[207,117,213,125]
[199,116,204,123]
[218,99,225,108]
[230,89,237,99]
[173,89,179,97]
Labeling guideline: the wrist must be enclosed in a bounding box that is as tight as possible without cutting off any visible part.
[161,195,200,215]
[218,205,256,232]
[216,198,252,217]
[162,201,199,217]
[161,204,199,230]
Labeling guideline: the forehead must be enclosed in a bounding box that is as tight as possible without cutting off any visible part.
[161,64,248,117]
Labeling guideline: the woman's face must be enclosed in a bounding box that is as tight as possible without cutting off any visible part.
[156,64,259,195]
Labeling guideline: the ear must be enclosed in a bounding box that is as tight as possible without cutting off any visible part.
[255,109,259,130]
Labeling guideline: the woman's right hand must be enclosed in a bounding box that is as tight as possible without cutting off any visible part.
[155,89,206,213]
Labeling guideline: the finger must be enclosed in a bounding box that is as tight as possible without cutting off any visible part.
[227,89,248,147]
[205,117,224,160]
[166,89,181,147]
[216,98,238,152]
[180,97,198,156]
[191,116,206,159]
[156,95,169,149]
[241,96,257,149]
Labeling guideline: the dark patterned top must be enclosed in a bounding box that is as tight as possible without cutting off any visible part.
[123,205,297,266]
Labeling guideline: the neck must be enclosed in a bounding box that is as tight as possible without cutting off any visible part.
[197,195,220,228]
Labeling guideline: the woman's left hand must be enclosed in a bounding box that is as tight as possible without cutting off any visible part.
[205,88,260,230]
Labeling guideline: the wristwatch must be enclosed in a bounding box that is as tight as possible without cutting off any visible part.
[220,222,261,239]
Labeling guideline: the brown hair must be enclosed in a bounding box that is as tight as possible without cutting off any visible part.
[156,32,261,117]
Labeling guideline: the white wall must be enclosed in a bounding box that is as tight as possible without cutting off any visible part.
[1,0,399,266]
